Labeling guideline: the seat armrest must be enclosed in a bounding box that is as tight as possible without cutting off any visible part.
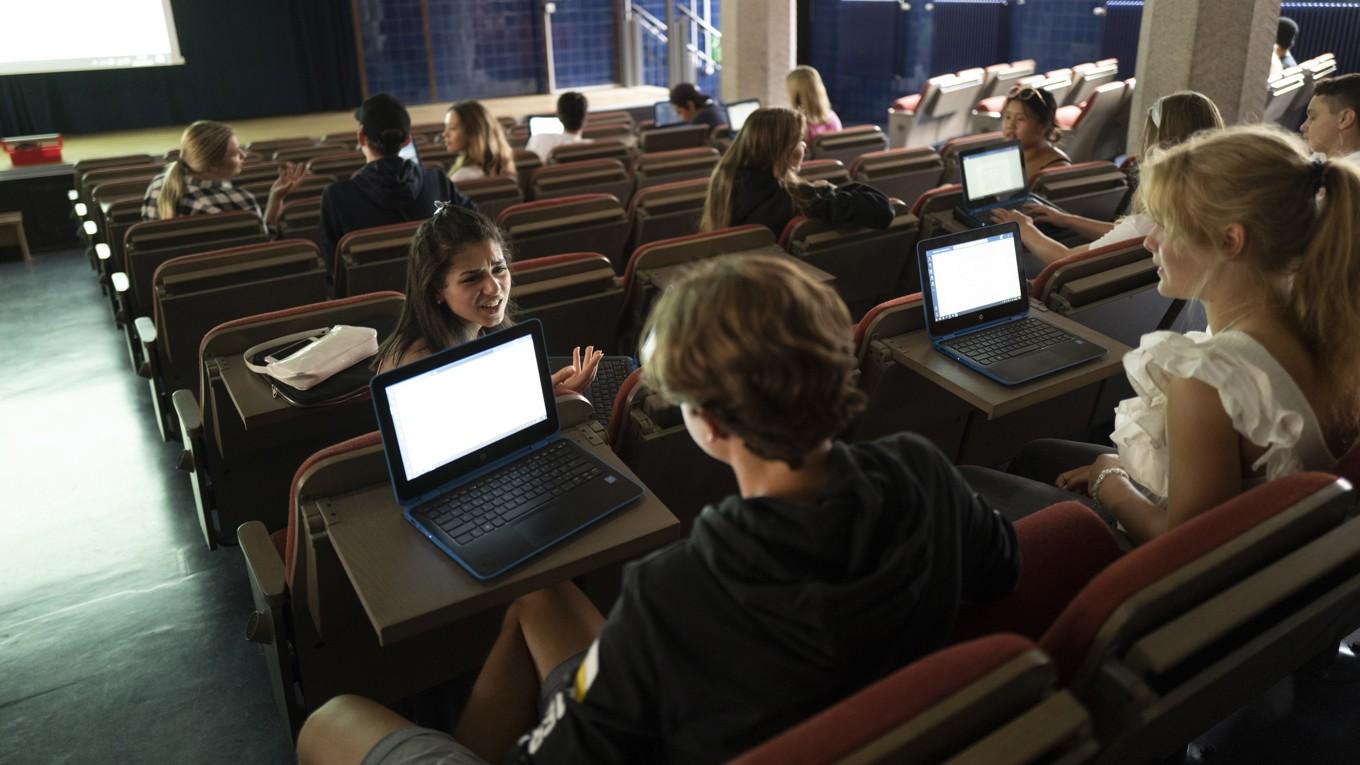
[134,316,157,345]
[172,388,202,440]
[238,521,287,606]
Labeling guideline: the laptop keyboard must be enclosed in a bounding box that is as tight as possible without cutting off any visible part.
[423,440,604,546]
[943,317,1075,366]
[588,358,632,426]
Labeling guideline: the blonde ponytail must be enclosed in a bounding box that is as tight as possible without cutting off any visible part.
[157,160,189,219]
[157,120,237,219]
[1292,160,1360,423]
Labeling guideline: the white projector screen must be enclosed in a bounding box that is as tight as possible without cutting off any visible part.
[0,0,184,76]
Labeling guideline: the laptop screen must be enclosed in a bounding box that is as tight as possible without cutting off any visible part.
[386,333,548,482]
[917,223,1028,337]
[960,143,1026,205]
[653,101,683,127]
[528,116,564,136]
[724,99,760,132]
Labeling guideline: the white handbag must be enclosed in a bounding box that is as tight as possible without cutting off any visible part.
[244,325,379,391]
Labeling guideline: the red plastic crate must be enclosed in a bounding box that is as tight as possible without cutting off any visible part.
[2,133,64,166]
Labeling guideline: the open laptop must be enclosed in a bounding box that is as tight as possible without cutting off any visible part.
[653,100,683,128]
[723,99,760,133]
[528,116,565,136]
[954,140,1047,228]
[916,222,1106,386]
[371,320,644,580]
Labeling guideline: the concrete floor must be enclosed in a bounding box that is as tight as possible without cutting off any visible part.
[0,249,293,764]
[3,247,1360,764]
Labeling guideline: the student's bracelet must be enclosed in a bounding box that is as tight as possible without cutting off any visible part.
[1089,467,1131,509]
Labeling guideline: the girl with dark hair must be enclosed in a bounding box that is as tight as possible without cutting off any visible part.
[373,205,600,393]
[1001,86,1070,185]
[700,106,892,235]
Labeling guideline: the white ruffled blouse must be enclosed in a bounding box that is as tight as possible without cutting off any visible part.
[1110,330,1336,498]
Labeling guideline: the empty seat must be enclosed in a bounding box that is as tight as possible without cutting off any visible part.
[513,148,543,196]
[1056,82,1130,163]
[497,194,630,270]
[416,146,457,172]
[173,292,404,548]
[888,69,987,148]
[136,240,329,440]
[1030,162,1129,223]
[587,110,635,127]
[808,125,889,167]
[624,178,708,252]
[277,196,325,251]
[245,137,316,155]
[780,202,920,318]
[511,252,624,355]
[639,123,711,153]
[1065,60,1120,107]
[798,158,850,186]
[608,370,739,531]
[306,152,367,178]
[549,139,634,171]
[732,634,1097,765]
[333,220,422,297]
[529,158,633,203]
[271,144,343,163]
[74,154,159,175]
[116,212,271,369]
[848,147,943,209]
[617,226,778,351]
[633,147,720,191]
[1035,474,1360,763]
[455,175,524,222]
[238,173,335,203]
[581,123,636,146]
[976,59,1038,102]
[1264,69,1308,126]
[910,183,963,239]
[849,293,974,458]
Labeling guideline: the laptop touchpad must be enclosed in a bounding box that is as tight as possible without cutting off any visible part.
[515,501,604,547]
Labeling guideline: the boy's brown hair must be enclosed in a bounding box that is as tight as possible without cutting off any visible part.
[640,254,865,468]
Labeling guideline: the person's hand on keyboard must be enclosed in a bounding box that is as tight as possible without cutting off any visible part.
[1018,200,1068,227]
[550,345,604,398]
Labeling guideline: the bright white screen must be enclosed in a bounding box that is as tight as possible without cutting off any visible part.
[962,146,1026,203]
[725,100,760,132]
[386,335,548,482]
[926,233,1022,321]
[529,116,564,136]
[0,0,184,76]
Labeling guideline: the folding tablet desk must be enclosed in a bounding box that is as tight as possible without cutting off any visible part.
[313,427,680,646]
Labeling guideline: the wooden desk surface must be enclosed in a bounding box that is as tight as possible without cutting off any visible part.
[213,354,298,429]
[642,245,835,289]
[882,303,1130,420]
[319,429,681,646]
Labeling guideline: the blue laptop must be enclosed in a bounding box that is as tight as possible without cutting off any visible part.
[954,139,1049,228]
[370,320,644,580]
[916,222,1106,386]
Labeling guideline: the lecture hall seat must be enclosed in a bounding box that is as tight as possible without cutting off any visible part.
[779,200,920,318]
[848,147,944,211]
[623,178,708,252]
[496,194,630,271]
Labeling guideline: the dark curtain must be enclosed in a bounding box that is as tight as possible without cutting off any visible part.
[0,0,361,136]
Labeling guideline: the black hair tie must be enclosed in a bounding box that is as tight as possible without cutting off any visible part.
[1310,158,1329,192]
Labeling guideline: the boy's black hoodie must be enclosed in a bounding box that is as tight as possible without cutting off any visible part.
[509,432,1020,765]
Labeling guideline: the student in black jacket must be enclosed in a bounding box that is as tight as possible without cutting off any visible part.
[668,82,727,131]
[319,93,476,281]
[295,255,1020,765]
[700,106,894,236]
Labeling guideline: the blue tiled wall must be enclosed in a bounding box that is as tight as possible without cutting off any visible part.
[552,0,619,89]
[1009,0,1105,74]
[356,0,433,105]
[356,0,642,105]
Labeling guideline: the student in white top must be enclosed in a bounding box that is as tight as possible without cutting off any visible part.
[1302,74,1360,167]
[993,91,1224,266]
[525,91,589,163]
[443,100,517,183]
[964,125,1360,544]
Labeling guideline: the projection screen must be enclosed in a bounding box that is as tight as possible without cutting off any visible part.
[0,0,185,76]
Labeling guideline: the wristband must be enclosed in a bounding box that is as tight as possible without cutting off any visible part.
[1089,466,1130,509]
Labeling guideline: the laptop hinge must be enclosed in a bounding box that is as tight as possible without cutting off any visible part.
[408,434,560,509]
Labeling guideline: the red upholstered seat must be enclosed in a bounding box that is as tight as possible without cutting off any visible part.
[1028,236,1146,297]
[1055,103,1083,130]
[729,634,1041,765]
[1038,472,1340,684]
[281,431,384,584]
[892,93,922,113]
[495,193,620,227]
[608,368,644,447]
[976,94,1007,114]
[852,292,923,352]
[909,183,961,217]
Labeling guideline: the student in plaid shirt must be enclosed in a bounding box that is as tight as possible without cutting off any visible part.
[141,120,304,228]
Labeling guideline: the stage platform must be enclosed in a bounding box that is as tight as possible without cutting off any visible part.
[1,85,669,170]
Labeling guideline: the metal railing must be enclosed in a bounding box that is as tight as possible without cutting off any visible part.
[622,0,721,90]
